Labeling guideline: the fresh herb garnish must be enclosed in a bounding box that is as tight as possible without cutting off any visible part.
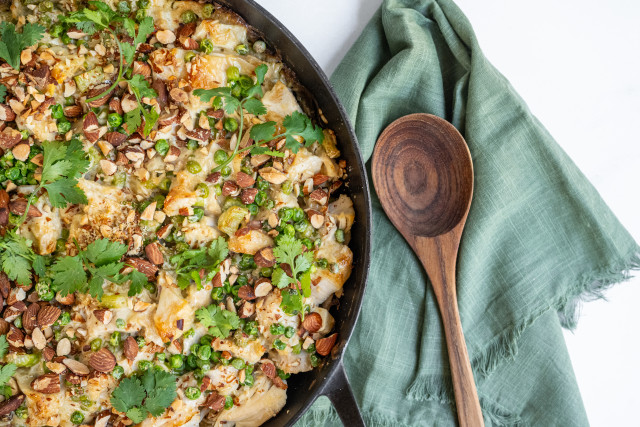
[51,238,148,300]
[62,2,157,136]
[0,336,16,393]
[271,235,314,316]
[0,22,45,70]
[0,230,46,286]
[110,369,177,423]
[0,85,6,103]
[170,236,228,289]
[195,304,241,339]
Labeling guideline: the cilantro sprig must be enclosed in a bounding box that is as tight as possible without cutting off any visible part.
[0,85,6,103]
[62,2,157,136]
[195,304,241,339]
[51,238,148,300]
[111,369,177,423]
[170,237,228,289]
[0,231,46,286]
[0,336,16,395]
[271,235,314,316]
[0,22,45,70]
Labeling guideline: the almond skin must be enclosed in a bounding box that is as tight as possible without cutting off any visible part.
[202,391,226,411]
[9,198,42,217]
[0,395,25,416]
[260,359,277,379]
[235,172,256,188]
[93,309,113,325]
[22,303,39,333]
[83,111,100,143]
[309,189,329,205]
[123,336,138,361]
[0,190,8,209]
[89,348,116,372]
[42,346,55,361]
[302,312,323,333]
[7,325,24,347]
[240,188,258,204]
[124,257,158,281]
[31,373,61,394]
[237,285,256,301]
[313,174,330,186]
[221,181,239,197]
[254,247,276,268]
[37,305,61,328]
[0,273,8,298]
[63,358,90,375]
[145,242,164,265]
[315,333,338,356]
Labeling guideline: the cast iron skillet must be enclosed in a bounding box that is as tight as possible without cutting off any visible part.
[211,1,372,425]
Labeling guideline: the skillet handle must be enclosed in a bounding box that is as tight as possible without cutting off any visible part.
[324,361,365,426]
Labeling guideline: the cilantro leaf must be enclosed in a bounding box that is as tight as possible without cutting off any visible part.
[195,305,240,338]
[282,111,324,153]
[142,107,159,137]
[243,98,267,116]
[0,363,16,387]
[0,85,6,103]
[124,106,142,134]
[249,122,276,143]
[271,267,290,289]
[123,18,136,38]
[0,230,38,286]
[250,146,285,157]
[39,139,90,208]
[207,237,229,265]
[135,16,154,46]
[128,74,157,99]
[0,336,8,359]
[121,42,136,66]
[84,239,127,266]
[111,370,176,423]
[281,289,304,316]
[126,270,148,297]
[51,256,86,297]
[255,64,268,85]
[171,238,228,289]
[0,22,44,69]
[111,377,145,413]
[272,235,316,314]
[193,88,240,115]
[43,179,88,208]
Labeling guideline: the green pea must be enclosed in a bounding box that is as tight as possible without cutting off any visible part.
[273,339,286,350]
[37,280,54,300]
[294,220,309,233]
[292,343,302,354]
[210,287,224,301]
[187,353,198,369]
[189,206,204,222]
[184,51,196,62]
[197,345,211,361]
[181,10,197,23]
[260,267,272,277]
[107,113,123,128]
[212,96,223,110]
[230,83,243,98]
[187,139,199,150]
[238,75,253,90]
[235,44,249,55]
[20,130,29,140]
[265,200,275,210]
[302,238,313,249]
[170,354,184,369]
[239,253,256,270]
[284,326,296,339]
[306,343,316,353]
[152,194,166,209]
[112,365,125,379]
[279,208,293,223]
[255,190,268,206]
[224,118,238,133]
[247,204,258,215]
[138,360,152,371]
[155,139,169,156]
[13,315,22,329]
[292,208,305,223]
[117,1,131,13]
[270,324,285,336]
[226,66,240,82]
[335,228,345,243]
[283,224,295,237]
[224,395,234,409]
[39,1,53,12]
[196,359,210,371]
[185,386,201,400]
[183,328,195,339]
[50,24,64,38]
[70,410,84,425]
[310,353,320,367]
[190,343,200,354]
[137,0,150,8]
[199,38,214,54]
[202,4,214,17]
[90,338,102,352]
[110,331,121,347]
[61,34,71,45]
[155,352,166,362]
[14,406,27,419]
[159,178,172,192]
[57,120,71,134]
[214,149,229,165]
[195,183,210,198]
[230,358,245,370]
[186,160,202,174]
[256,177,269,191]
[253,40,267,54]
[116,318,125,328]
[281,180,293,194]
[221,166,232,177]
[136,336,146,348]
[243,372,254,387]
[236,275,248,287]
[58,311,71,326]
[277,369,291,380]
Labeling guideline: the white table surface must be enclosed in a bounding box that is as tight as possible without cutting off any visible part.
[256,1,640,425]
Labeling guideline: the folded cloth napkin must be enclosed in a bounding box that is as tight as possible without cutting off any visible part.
[296,0,639,425]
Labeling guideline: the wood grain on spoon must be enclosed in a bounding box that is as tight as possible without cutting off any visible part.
[372,113,483,427]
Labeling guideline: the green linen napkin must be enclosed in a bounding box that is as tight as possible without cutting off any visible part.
[296,0,639,425]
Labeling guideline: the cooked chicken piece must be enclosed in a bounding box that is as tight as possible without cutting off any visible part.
[262,81,302,123]
[139,395,201,427]
[149,47,188,81]
[182,217,223,247]
[207,364,241,396]
[327,194,355,233]
[269,349,312,375]
[211,337,266,365]
[213,372,287,427]
[310,232,353,305]
[28,198,62,255]
[187,53,257,90]
[193,19,248,50]
[16,371,66,427]
[154,283,194,343]
[228,229,273,255]
[286,148,324,183]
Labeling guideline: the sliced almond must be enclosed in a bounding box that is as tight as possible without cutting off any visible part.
[37,305,61,328]
[253,278,273,298]
[99,159,117,176]
[31,373,61,394]
[45,361,67,374]
[56,338,71,356]
[31,327,46,350]
[258,167,287,185]
[11,143,29,161]
[89,348,116,372]
[93,309,113,325]
[156,29,176,44]
[63,358,90,375]
[315,333,338,356]
[145,242,164,265]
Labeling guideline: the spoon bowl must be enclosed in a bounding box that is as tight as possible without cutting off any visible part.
[372,113,483,427]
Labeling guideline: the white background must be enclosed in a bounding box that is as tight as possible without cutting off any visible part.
[256,1,640,425]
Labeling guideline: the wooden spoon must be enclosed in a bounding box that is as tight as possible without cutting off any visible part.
[372,113,483,426]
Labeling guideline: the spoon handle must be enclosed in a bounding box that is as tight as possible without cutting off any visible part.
[415,234,484,427]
